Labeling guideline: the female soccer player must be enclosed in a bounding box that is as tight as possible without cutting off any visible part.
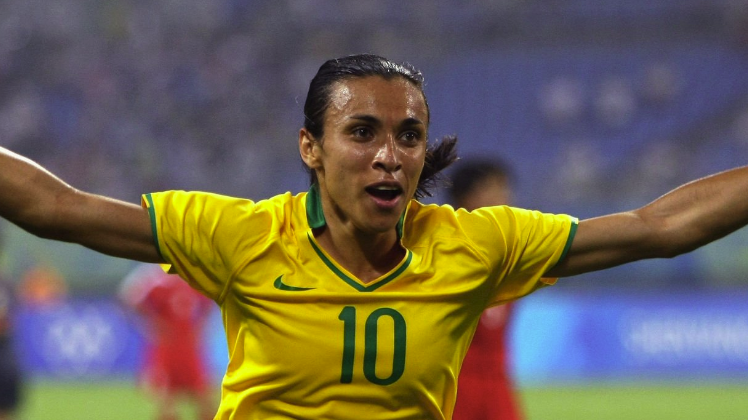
[2,54,748,419]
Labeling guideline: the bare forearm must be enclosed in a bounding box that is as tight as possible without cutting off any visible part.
[0,147,72,233]
[549,165,748,277]
[639,165,748,255]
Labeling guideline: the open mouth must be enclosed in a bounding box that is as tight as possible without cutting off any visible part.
[365,185,403,202]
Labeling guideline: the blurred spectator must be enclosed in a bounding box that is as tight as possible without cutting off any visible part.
[731,105,748,144]
[626,140,688,202]
[594,75,636,128]
[119,264,215,420]
[640,62,682,107]
[17,265,67,308]
[539,76,586,128]
[723,0,748,46]
[550,139,605,204]
[0,86,44,149]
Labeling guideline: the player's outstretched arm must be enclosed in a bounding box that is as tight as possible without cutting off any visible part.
[547,165,748,278]
[0,146,163,263]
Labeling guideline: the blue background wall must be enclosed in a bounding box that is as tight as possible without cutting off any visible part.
[14,291,748,385]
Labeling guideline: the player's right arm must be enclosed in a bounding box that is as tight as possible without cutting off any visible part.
[0,146,163,263]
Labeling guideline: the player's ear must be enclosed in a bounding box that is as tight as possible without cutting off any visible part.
[299,128,322,170]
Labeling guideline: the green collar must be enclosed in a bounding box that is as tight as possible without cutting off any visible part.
[305,183,406,238]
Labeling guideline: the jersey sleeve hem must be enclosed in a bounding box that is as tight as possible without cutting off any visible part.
[556,217,578,266]
[540,217,579,286]
[141,193,164,260]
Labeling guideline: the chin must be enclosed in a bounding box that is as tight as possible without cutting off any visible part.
[360,217,400,235]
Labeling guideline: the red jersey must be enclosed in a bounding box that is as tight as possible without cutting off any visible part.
[453,302,523,420]
[121,265,214,393]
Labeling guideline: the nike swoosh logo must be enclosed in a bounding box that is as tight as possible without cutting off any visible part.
[273,275,315,291]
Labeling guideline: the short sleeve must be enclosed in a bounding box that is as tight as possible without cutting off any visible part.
[459,205,577,304]
[142,191,262,302]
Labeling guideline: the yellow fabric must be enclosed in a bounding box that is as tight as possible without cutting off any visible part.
[142,190,576,420]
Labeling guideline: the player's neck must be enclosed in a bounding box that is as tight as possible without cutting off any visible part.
[313,227,405,284]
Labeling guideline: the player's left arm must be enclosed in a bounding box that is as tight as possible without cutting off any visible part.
[546,165,748,278]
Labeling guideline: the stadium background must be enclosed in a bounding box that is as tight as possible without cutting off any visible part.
[2,0,748,418]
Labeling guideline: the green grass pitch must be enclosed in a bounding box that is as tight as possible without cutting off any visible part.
[521,382,748,420]
[20,379,219,420]
[17,379,748,419]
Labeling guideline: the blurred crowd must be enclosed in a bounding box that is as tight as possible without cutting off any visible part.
[2,0,748,290]
[0,0,746,200]
[0,0,522,201]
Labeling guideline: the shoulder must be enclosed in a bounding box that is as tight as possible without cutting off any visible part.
[402,201,473,245]
[402,201,506,268]
[146,190,301,218]
[462,205,572,230]
[404,201,572,245]
[405,201,515,231]
[146,190,254,210]
[404,200,457,228]
[254,191,304,213]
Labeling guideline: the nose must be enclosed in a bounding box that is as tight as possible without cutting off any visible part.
[373,137,402,173]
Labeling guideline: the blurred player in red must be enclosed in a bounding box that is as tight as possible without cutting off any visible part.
[449,157,524,420]
[0,233,22,420]
[120,264,215,420]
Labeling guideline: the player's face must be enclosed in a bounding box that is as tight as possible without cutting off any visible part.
[462,175,512,211]
[300,75,428,235]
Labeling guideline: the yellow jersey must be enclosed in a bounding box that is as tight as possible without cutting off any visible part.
[142,185,577,420]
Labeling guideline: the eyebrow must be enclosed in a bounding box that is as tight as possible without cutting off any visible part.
[349,115,426,128]
[349,115,381,125]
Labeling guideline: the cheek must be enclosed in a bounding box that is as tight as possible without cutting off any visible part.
[349,146,374,165]
[339,142,377,167]
[404,148,426,176]
[323,144,371,180]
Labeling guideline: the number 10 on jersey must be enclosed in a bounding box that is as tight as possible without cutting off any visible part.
[338,306,407,385]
